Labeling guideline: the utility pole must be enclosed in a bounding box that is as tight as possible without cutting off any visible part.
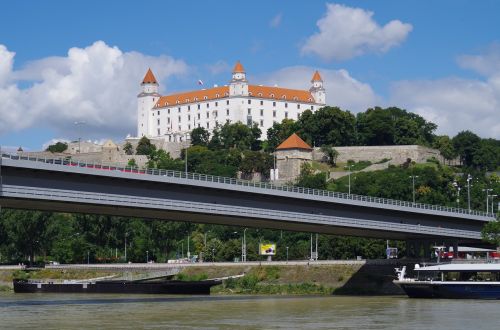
[410,175,419,204]
[124,232,128,262]
[346,164,354,195]
[315,234,318,261]
[467,174,472,212]
[74,121,86,153]
[483,188,493,213]
[185,148,188,175]
[452,181,461,208]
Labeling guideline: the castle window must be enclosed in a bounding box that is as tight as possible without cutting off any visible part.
[270,93,275,98]
[297,104,300,109]
[226,100,229,105]
[157,111,160,115]
[311,106,314,110]
[215,101,218,106]
[297,113,300,119]
[247,108,251,115]
[157,129,160,135]
[198,123,200,128]
[285,103,288,108]
[197,113,200,120]
[206,112,209,119]
[260,100,263,106]
[168,109,170,114]
[168,118,170,124]
[188,114,191,121]
[157,119,160,125]
[248,92,252,96]
[260,109,263,116]
[282,95,286,100]
[188,124,191,130]
[204,96,208,100]
[273,101,276,107]
[260,120,264,127]
[248,100,251,104]
[258,93,263,97]
[178,107,181,113]
[285,112,288,119]
[214,111,218,118]
[226,109,229,116]
[207,122,210,129]
[188,105,191,111]
[273,110,276,118]
[185,99,189,103]
[178,125,181,131]
[215,120,219,126]
[206,103,209,108]
[178,116,181,122]
[197,104,200,110]
[194,97,198,101]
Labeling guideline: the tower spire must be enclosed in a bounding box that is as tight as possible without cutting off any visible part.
[142,68,158,85]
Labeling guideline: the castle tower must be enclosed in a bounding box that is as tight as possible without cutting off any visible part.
[137,68,161,137]
[229,61,248,97]
[309,71,326,105]
[275,133,313,181]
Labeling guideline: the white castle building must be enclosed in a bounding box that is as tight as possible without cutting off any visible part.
[137,62,326,142]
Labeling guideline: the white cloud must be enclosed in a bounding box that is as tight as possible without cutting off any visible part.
[0,41,189,140]
[254,66,379,113]
[301,3,412,61]
[269,13,282,28]
[207,60,230,75]
[457,43,500,77]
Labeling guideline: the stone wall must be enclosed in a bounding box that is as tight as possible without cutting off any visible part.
[276,149,312,181]
[312,145,443,165]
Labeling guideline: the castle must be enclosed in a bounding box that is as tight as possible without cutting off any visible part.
[137,61,326,141]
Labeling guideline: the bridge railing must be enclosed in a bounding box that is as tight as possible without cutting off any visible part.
[1,152,494,218]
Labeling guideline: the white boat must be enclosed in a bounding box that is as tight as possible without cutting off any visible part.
[394,263,500,299]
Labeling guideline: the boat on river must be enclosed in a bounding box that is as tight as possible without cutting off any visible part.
[13,277,222,295]
[394,263,500,299]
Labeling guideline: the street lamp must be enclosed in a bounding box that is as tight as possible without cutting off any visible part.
[467,174,472,212]
[490,195,498,214]
[286,246,289,263]
[243,228,248,262]
[345,164,354,195]
[483,188,493,213]
[409,175,419,204]
[74,121,86,153]
[146,250,149,263]
[124,232,128,262]
[87,251,90,265]
[452,181,461,208]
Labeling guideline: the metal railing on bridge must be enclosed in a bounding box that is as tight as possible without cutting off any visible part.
[0,152,494,218]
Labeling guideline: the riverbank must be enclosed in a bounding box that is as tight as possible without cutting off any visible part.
[0,260,410,295]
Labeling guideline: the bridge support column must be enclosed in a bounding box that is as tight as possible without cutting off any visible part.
[453,241,459,259]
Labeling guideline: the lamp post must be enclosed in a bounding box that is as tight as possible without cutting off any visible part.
[483,188,493,213]
[243,228,248,262]
[184,147,188,175]
[467,174,472,212]
[490,195,498,214]
[345,164,354,195]
[74,121,86,153]
[410,175,419,204]
[87,251,90,265]
[286,246,289,263]
[124,232,128,262]
[146,250,149,263]
[452,181,461,208]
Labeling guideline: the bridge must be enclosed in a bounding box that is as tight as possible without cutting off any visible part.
[0,153,494,246]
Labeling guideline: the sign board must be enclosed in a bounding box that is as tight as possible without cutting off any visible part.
[259,243,276,256]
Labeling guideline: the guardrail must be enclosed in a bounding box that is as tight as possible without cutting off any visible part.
[0,152,494,218]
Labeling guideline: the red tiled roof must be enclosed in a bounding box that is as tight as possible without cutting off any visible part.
[248,85,315,103]
[311,70,322,82]
[154,85,316,108]
[233,61,245,73]
[276,133,312,150]
[142,68,158,84]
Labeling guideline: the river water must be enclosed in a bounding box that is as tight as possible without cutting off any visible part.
[0,293,498,329]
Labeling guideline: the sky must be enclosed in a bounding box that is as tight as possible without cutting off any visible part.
[0,0,499,151]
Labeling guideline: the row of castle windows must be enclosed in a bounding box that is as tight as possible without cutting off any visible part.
[155,99,316,112]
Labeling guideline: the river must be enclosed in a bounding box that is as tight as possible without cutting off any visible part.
[0,293,498,329]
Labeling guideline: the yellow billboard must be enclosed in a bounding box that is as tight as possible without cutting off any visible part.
[259,243,276,256]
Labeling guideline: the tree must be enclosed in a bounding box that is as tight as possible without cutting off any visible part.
[127,158,137,167]
[433,135,456,164]
[452,130,481,167]
[239,150,273,178]
[320,144,339,167]
[46,142,68,153]
[296,163,327,190]
[209,122,262,151]
[472,139,500,171]
[123,142,134,155]
[190,127,210,146]
[136,136,156,156]
[297,106,357,147]
[147,149,184,171]
[482,218,500,248]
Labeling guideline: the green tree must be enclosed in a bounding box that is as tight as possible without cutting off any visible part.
[296,163,327,189]
[472,139,500,171]
[123,142,134,155]
[136,136,156,156]
[46,142,68,153]
[147,149,184,171]
[320,144,339,167]
[433,135,456,164]
[127,158,137,167]
[209,122,262,151]
[452,130,481,167]
[482,218,500,248]
[190,127,210,146]
[239,150,273,178]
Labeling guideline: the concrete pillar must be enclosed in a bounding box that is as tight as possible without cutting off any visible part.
[453,241,459,259]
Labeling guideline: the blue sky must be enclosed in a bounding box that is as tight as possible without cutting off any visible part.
[0,0,499,150]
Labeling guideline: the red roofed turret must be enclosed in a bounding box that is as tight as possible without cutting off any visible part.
[311,70,323,82]
[276,133,312,151]
[232,61,245,73]
[142,68,158,85]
